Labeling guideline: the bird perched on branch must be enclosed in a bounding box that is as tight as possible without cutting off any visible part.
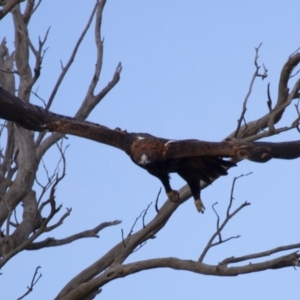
[0,87,300,212]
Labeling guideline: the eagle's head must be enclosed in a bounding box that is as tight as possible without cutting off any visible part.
[132,136,162,166]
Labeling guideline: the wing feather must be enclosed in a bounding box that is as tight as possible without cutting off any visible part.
[252,141,300,160]
[165,139,300,161]
[0,87,129,152]
[165,139,238,158]
[191,156,236,183]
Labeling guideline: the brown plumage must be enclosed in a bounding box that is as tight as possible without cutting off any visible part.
[1,87,300,212]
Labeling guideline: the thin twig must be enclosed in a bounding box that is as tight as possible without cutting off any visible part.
[155,188,162,213]
[27,220,121,250]
[220,243,300,266]
[121,229,126,248]
[293,99,300,132]
[267,82,272,112]
[290,68,300,79]
[127,213,143,237]
[142,202,152,228]
[289,47,300,58]
[212,202,221,241]
[45,1,99,111]
[133,241,147,253]
[43,208,71,232]
[227,172,252,217]
[234,43,267,138]
[31,87,47,107]
[199,174,252,263]
[16,266,42,300]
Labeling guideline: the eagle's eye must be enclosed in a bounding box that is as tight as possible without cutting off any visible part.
[138,153,152,165]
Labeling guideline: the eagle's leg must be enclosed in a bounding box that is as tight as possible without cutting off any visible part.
[177,168,205,213]
[193,197,205,214]
[153,173,180,202]
[188,183,205,214]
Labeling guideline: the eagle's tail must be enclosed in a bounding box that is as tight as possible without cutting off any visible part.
[191,157,236,184]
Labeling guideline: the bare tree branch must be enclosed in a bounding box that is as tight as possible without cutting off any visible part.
[45,2,99,112]
[155,187,162,213]
[198,174,252,263]
[127,203,152,237]
[227,52,300,140]
[0,37,16,91]
[234,43,267,137]
[0,0,24,20]
[16,266,42,300]
[56,252,300,300]
[36,2,122,160]
[266,82,272,111]
[26,220,121,250]
[27,27,50,86]
[55,199,181,299]
[1,2,300,299]
[220,243,300,266]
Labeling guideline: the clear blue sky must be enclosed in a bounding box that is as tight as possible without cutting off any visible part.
[1,1,300,299]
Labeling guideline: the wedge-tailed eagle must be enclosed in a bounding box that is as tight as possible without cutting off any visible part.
[0,87,300,212]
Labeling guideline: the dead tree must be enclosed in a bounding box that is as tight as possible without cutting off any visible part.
[0,1,300,299]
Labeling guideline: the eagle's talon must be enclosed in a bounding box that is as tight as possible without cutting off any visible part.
[194,199,205,213]
[167,190,180,202]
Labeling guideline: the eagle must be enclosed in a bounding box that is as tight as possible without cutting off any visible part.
[0,87,300,212]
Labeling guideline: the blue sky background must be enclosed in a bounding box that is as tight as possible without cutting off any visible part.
[1,1,300,299]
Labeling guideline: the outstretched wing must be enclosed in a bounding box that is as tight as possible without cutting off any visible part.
[163,138,300,162]
[1,87,300,162]
[0,87,131,152]
[250,141,300,160]
[164,139,240,158]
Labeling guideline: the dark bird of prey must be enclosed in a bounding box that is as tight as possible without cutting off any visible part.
[1,87,300,212]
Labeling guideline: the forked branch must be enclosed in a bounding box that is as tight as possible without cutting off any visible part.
[56,251,300,300]
[228,51,300,140]
[199,173,252,263]
[26,220,121,250]
[234,43,267,138]
[16,266,42,300]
